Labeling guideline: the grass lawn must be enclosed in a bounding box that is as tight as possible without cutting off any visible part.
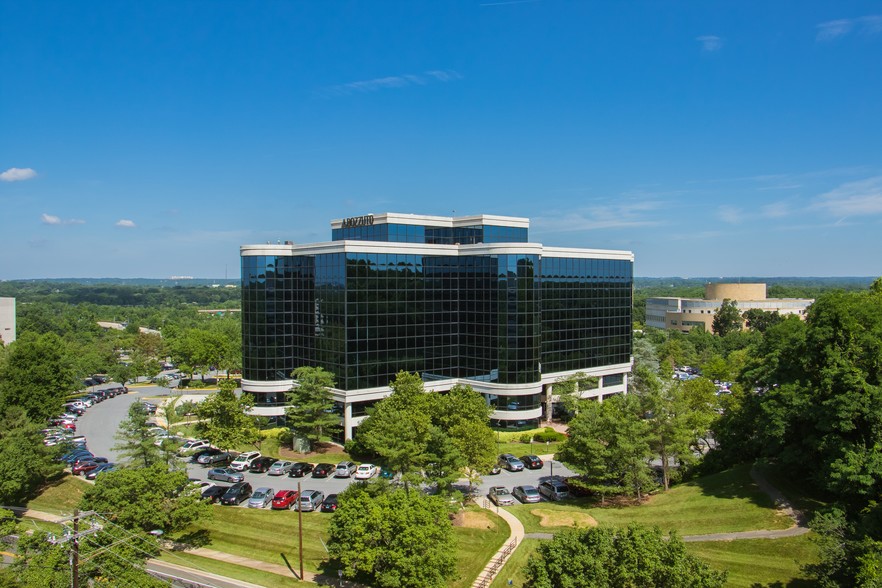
[25,474,89,514]
[450,506,509,588]
[509,464,794,536]
[175,503,507,586]
[176,506,333,574]
[489,539,542,588]
[496,441,562,458]
[156,552,313,587]
[686,534,819,587]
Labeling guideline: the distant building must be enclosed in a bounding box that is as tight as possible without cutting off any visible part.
[241,212,634,439]
[0,297,15,345]
[645,283,813,333]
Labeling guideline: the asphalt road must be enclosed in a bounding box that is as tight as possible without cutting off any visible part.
[74,385,577,504]
[75,383,176,462]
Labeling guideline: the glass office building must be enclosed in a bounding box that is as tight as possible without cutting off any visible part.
[242,213,633,438]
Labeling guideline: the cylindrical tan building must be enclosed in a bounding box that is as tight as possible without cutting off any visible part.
[704,283,766,301]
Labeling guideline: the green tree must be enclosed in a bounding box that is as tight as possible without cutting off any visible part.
[557,394,655,500]
[286,366,340,450]
[524,524,726,588]
[194,381,259,451]
[711,299,742,337]
[0,332,76,421]
[0,408,63,506]
[80,462,210,534]
[328,485,457,588]
[742,308,784,332]
[113,402,162,467]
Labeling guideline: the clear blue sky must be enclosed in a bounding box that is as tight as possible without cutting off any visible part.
[2,1,880,279]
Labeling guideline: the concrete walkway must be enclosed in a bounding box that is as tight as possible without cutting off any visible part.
[471,499,525,588]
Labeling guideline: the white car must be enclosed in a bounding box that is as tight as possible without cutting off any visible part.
[230,451,262,471]
[178,439,210,454]
[354,463,378,480]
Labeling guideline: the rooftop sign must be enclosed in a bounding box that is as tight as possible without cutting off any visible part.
[342,214,374,228]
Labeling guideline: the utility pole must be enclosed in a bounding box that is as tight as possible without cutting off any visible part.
[298,481,304,581]
[49,510,98,588]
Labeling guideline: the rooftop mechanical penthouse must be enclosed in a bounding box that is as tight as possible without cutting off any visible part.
[241,213,634,440]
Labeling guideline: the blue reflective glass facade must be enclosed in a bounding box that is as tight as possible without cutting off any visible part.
[332,223,527,244]
[243,215,632,406]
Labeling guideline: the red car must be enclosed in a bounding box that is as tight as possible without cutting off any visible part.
[271,489,299,510]
[72,460,106,475]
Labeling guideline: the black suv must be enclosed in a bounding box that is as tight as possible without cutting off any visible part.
[220,482,253,506]
[249,456,276,473]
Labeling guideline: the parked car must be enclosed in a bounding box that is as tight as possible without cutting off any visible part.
[498,454,525,472]
[354,464,377,480]
[321,494,339,513]
[489,486,516,506]
[271,490,299,510]
[196,449,231,465]
[230,451,261,471]
[248,487,275,509]
[249,456,276,473]
[519,455,544,470]
[63,451,94,464]
[538,479,570,501]
[191,481,216,495]
[288,462,314,477]
[60,449,92,463]
[512,485,541,503]
[334,461,357,478]
[179,439,210,455]
[202,485,229,503]
[207,468,245,483]
[312,463,334,478]
[297,490,325,512]
[72,460,106,476]
[154,434,184,448]
[85,463,116,480]
[220,482,253,506]
[267,461,294,476]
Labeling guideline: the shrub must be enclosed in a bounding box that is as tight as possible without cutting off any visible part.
[519,433,534,444]
[534,427,566,443]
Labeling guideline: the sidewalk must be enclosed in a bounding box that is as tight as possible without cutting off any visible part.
[472,499,524,588]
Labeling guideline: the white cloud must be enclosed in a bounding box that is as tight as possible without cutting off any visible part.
[696,35,723,52]
[41,213,85,226]
[533,199,664,233]
[318,70,462,97]
[816,15,882,41]
[811,176,882,217]
[717,205,743,224]
[761,201,792,218]
[0,167,37,182]
[115,219,136,228]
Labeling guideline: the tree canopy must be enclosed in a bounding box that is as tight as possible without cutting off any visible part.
[80,462,211,534]
[524,524,726,588]
[328,485,457,588]
[286,366,340,449]
[194,381,259,451]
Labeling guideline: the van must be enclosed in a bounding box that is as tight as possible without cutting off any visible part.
[538,479,569,501]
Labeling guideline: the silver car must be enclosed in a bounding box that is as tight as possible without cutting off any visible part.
[207,468,245,483]
[538,480,570,501]
[512,485,541,503]
[489,486,515,506]
[247,487,275,508]
[297,489,325,512]
[268,460,294,476]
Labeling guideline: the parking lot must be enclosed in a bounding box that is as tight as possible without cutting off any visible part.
[74,383,577,506]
